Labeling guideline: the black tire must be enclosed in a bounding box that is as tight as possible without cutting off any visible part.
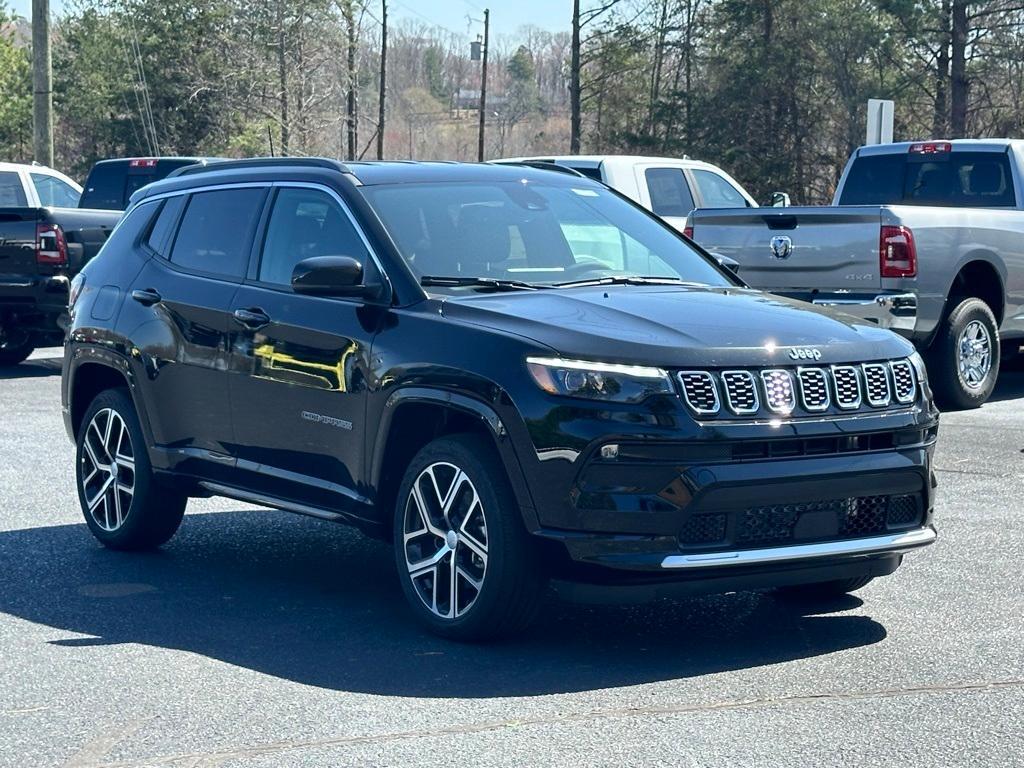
[927,297,999,410]
[76,388,187,550]
[778,576,874,599]
[393,433,545,641]
[0,327,35,366]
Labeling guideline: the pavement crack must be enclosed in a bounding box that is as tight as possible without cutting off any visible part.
[77,679,1024,767]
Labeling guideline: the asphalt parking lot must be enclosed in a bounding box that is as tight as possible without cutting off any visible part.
[1,348,1022,767]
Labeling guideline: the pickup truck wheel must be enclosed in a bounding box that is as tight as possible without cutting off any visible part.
[393,434,545,641]
[0,326,35,366]
[928,297,999,409]
[76,389,186,550]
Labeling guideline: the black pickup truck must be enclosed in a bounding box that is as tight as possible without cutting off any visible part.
[0,164,120,364]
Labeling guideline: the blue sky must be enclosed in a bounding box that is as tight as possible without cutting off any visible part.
[8,0,571,36]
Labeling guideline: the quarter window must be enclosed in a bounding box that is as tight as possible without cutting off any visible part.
[146,195,186,256]
[259,187,370,287]
[692,169,749,208]
[645,168,695,217]
[169,188,264,278]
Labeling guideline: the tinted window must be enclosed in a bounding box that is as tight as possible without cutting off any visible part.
[169,188,264,278]
[362,181,730,288]
[96,200,161,257]
[146,195,186,256]
[692,169,748,208]
[645,168,695,216]
[837,154,904,205]
[259,188,370,286]
[564,165,603,181]
[80,164,125,210]
[839,151,1016,207]
[0,171,27,207]
[31,173,81,207]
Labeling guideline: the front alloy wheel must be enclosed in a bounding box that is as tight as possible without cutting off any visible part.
[402,462,489,619]
[393,434,545,641]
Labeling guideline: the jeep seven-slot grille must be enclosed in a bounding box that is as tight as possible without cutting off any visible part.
[891,360,916,403]
[677,494,923,548]
[678,371,720,414]
[721,371,759,414]
[677,359,917,418]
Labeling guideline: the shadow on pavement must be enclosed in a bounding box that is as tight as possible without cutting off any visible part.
[989,366,1024,403]
[0,356,62,379]
[0,510,887,697]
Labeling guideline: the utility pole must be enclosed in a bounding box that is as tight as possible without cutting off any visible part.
[343,0,358,160]
[32,0,53,167]
[377,0,387,160]
[570,0,581,154]
[477,8,489,162]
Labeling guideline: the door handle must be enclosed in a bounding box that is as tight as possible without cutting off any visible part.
[233,307,271,330]
[131,288,162,306]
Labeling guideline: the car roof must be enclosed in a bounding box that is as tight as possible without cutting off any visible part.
[856,139,1024,157]
[89,157,209,167]
[131,157,600,203]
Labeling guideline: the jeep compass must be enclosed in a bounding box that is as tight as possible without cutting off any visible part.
[62,158,938,640]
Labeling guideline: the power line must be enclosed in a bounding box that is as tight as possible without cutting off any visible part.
[390,0,465,38]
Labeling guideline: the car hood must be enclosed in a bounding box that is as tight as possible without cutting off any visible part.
[439,285,913,368]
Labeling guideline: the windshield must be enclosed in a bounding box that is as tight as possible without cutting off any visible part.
[360,180,732,290]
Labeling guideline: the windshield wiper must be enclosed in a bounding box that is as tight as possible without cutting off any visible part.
[420,275,549,291]
[552,275,707,289]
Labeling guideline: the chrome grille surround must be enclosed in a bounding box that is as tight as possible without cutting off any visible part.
[831,365,862,410]
[862,363,892,407]
[760,369,796,414]
[721,370,760,415]
[796,367,830,412]
[677,371,720,414]
[890,360,917,404]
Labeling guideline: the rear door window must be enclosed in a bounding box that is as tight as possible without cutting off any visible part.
[31,173,81,208]
[0,171,27,207]
[169,188,265,279]
[692,169,749,208]
[645,168,695,216]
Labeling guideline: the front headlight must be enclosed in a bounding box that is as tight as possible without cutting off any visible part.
[525,357,674,403]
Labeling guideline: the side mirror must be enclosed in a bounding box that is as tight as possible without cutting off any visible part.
[712,253,740,274]
[291,255,375,298]
[770,191,791,208]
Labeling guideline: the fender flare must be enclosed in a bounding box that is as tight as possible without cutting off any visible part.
[370,386,540,531]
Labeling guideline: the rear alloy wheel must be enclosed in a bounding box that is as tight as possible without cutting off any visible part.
[928,297,999,409]
[76,389,186,550]
[394,434,545,641]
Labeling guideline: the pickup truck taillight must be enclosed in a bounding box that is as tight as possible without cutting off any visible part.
[36,223,68,267]
[880,225,916,278]
[683,226,694,239]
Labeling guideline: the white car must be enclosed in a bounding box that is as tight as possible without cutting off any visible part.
[0,161,83,208]
[495,155,759,234]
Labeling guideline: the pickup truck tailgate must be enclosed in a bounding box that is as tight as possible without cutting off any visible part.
[690,206,883,292]
[0,209,41,293]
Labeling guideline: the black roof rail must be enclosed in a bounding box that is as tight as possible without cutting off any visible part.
[167,157,351,178]
[488,160,589,179]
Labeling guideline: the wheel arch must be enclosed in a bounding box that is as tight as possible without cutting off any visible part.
[946,255,1006,326]
[68,352,154,449]
[369,387,538,538]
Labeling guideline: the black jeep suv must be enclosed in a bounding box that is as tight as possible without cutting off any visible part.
[62,158,938,640]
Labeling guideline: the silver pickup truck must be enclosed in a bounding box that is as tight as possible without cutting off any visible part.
[686,139,1024,408]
